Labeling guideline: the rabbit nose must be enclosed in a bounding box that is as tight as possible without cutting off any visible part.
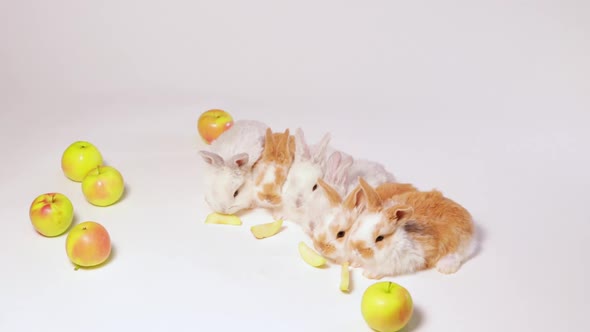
[352,240,368,253]
[313,240,335,255]
[258,192,281,205]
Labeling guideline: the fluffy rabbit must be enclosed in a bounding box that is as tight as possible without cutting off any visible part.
[289,150,354,236]
[346,177,477,279]
[305,150,397,260]
[250,128,297,212]
[319,150,397,199]
[198,119,268,215]
[278,128,333,225]
[310,178,418,265]
[343,159,396,194]
[281,127,396,225]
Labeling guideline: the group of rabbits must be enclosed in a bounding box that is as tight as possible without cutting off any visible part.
[198,119,477,279]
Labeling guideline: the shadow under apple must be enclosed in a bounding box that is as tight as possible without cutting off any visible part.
[399,305,424,332]
[118,184,130,204]
[64,211,80,235]
[71,245,117,271]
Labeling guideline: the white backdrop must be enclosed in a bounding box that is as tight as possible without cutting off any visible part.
[1,1,589,331]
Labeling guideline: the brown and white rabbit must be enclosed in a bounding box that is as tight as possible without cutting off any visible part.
[297,150,354,237]
[310,177,418,265]
[346,177,476,279]
[251,128,296,212]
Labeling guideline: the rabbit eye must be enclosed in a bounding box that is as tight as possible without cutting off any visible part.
[312,184,318,191]
[233,189,239,198]
[375,235,384,242]
[336,231,345,238]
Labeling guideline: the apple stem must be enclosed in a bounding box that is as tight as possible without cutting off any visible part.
[388,281,393,293]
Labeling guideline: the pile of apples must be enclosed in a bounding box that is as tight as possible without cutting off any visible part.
[29,141,125,270]
[199,109,414,332]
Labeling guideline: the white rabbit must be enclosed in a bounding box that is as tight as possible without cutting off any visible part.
[278,128,333,225]
[343,158,396,194]
[198,119,268,215]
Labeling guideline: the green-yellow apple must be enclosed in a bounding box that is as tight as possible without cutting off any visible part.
[197,109,234,144]
[66,221,111,268]
[61,141,103,182]
[81,165,125,207]
[29,192,74,237]
[361,281,414,332]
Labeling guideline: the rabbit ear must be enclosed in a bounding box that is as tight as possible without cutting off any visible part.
[385,205,419,234]
[358,176,382,212]
[276,129,293,163]
[332,153,353,186]
[317,178,342,207]
[228,153,249,169]
[199,151,224,167]
[312,132,331,163]
[385,205,414,224]
[288,134,296,160]
[295,128,311,161]
[263,128,275,159]
[280,129,291,151]
[343,183,365,212]
[325,151,342,182]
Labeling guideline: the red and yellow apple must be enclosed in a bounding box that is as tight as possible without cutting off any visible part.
[82,165,125,207]
[61,141,103,182]
[197,109,234,144]
[361,281,414,332]
[66,221,111,268]
[29,192,74,237]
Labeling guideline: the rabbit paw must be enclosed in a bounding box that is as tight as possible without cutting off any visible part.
[350,261,361,268]
[435,253,461,274]
[362,270,384,280]
[349,258,362,268]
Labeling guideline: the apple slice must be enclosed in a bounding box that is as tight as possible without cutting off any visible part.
[298,241,327,267]
[204,212,242,226]
[251,219,283,239]
[340,262,350,293]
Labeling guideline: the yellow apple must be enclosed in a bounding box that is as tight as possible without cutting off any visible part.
[298,241,327,267]
[29,192,74,237]
[204,212,242,225]
[66,221,111,268]
[61,141,103,182]
[340,262,350,293]
[250,219,283,239]
[81,165,125,207]
[197,109,234,144]
[361,281,414,332]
